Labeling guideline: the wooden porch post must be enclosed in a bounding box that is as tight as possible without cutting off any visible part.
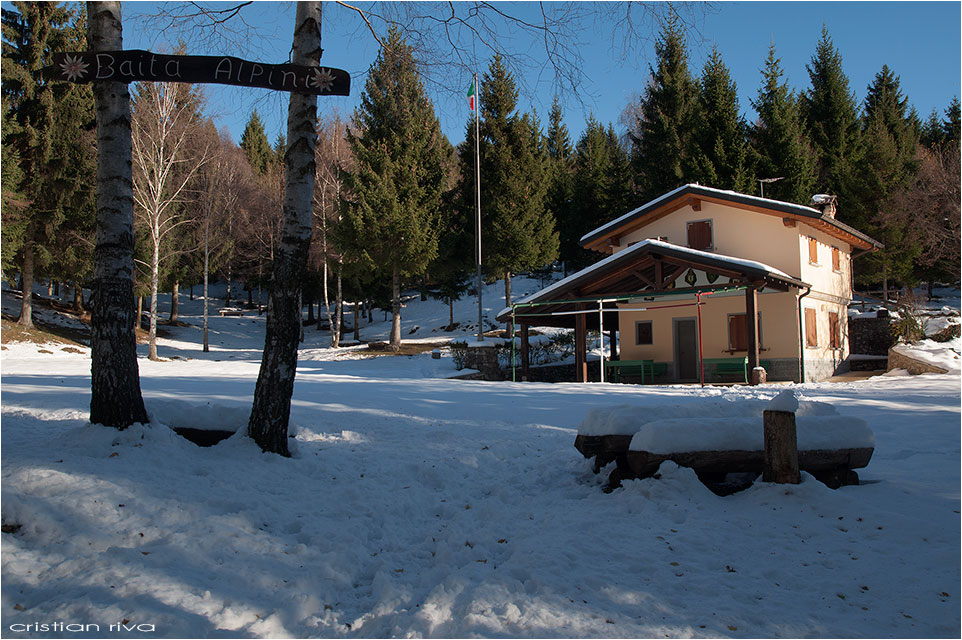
[520,323,530,382]
[575,310,587,383]
[746,285,760,384]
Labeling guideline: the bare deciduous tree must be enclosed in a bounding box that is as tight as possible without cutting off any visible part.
[131,80,211,360]
[312,114,351,347]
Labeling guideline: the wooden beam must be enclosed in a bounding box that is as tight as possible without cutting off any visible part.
[782,217,797,228]
[575,310,588,383]
[520,323,530,382]
[630,269,656,289]
[661,265,686,289]
[690,197,701,211]
[746,286,760,381]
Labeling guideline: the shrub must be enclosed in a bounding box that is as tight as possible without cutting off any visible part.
[449,340,468,370]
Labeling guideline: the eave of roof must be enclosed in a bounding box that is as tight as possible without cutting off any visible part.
[579,184,883,252]
[496,239,809,323]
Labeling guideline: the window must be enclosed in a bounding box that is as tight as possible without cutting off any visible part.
[808,237,818,264]
[829,311,841,349]
[687,220,713,251]
[635,320,653,345]
[805,307,818,347]
[728,313,763,351]
[832,246,841,272]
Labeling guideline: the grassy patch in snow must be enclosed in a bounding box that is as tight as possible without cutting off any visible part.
[0,316,88,348]
[364,340,449,356]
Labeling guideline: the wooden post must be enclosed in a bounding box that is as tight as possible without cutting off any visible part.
[575,310,587,383]
[520,323,530,382]
[746,285,761,385]
[763,410,800,484]
[608,328,618,361]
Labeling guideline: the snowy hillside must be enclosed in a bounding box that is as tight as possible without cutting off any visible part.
[1,281,960,638]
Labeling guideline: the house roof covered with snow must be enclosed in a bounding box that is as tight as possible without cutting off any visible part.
[496,239,809,328]
[579,184,883,253]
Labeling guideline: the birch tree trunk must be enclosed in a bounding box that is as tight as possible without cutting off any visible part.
[247,1,321,456]
[87,1,148,428]
[334,265,343,346]
[18,237,34,328]
[203,210,210,352]
[149,231,160,360]
[390,264,402,351]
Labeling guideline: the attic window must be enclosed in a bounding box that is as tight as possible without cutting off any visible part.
[687,220,713,251]
[808,237,818,265]
[832,246,841,272]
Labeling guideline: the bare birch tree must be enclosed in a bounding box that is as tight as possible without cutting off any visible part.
[313,114,351,347]
[131,79,211,360]
[247,1,321,456]
[87,0,148,428]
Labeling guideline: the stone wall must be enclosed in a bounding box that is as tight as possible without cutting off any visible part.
[887,347,949,375]
[849,315,895,355]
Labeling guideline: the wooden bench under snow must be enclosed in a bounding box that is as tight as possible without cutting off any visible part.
[574,397,874,491]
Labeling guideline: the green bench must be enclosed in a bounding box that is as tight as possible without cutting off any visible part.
[702,357,773,383]
[605,360,669,384]
[605,359,652,383]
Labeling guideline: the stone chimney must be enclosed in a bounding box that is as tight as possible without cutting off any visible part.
[810,194,838,219]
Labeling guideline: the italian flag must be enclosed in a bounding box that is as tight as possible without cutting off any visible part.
[467,78,476,111]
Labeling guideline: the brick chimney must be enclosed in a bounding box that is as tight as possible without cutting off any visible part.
[810,194,838,219]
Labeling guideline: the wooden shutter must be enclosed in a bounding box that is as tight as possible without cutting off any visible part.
[805,307,817,347]
[829,311,840,349]
[687,220,712,251]
[728,314,748,351]
[832,247,840,272]
[808,237,818,264]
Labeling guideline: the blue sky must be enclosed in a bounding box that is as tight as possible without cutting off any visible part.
[115,2,961,147]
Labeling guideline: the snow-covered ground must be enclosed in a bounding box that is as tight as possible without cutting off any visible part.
[1,281,960,638]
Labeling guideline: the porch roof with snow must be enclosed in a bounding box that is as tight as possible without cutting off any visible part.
[579,184,883,254]
[496,239,809,329]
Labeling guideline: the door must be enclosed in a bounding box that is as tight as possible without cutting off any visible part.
[674,317,698,381]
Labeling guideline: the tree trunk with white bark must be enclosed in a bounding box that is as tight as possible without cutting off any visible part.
[247,2,322,456]
[87,1,148,429]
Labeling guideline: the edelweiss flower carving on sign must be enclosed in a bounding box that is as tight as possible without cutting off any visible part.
[310,67,335,92]
[59,54,88,81]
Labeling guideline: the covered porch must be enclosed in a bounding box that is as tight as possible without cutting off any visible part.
[496,240,809,385]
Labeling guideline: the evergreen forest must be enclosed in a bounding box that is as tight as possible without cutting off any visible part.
[3,3,959,353]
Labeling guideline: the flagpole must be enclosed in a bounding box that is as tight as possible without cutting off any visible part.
[474,72,483,342]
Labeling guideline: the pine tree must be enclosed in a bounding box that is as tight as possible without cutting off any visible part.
[851,66,922,289]
[944,97,961,144]
[628,12,699,201]
[1,94,28,278]
[340,27,446,351]
[46,5,96,313]
[691,46,752,192]
[239,109,273,175]
[1,1,82,327]
[545,96,577,272]
[568,117,633,271]
[801,26,862,202]
[749,43,817,204]
[459,54,558,315]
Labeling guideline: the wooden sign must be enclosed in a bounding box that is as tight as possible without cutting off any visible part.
[44,50,350,96]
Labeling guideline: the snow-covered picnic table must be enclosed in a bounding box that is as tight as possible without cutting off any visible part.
[575,395,874,492]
